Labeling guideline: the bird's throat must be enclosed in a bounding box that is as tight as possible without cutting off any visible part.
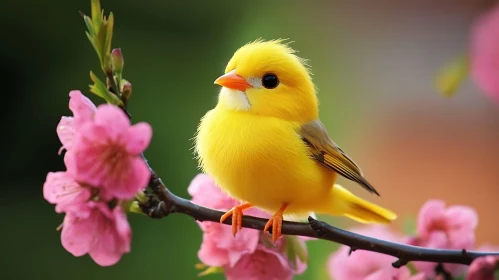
[218,87,251,111]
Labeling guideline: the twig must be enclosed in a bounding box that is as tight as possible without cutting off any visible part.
[141,165,499,268]
[143,168,316,236]
[435,263,453,280]
[308,218,499,267]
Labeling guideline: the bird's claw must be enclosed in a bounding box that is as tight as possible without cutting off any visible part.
[220,203,252,237]
[264,203,288,243]
[264,214,284,242]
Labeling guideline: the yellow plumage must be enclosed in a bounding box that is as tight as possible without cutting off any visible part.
[195,39,396,241]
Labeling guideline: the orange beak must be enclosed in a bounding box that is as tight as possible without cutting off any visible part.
[214,70,252,92]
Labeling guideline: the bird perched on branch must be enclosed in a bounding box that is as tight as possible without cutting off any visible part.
[195,39,396,242]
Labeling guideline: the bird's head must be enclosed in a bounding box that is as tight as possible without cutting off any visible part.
[214,39,318,122]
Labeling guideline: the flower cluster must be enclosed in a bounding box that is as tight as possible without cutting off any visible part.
[188,173,497,279]
[327,199,495,280]
[407,200,478,276]
[43,90,152,266]
[188,174,309,280]
[328,226,426,280]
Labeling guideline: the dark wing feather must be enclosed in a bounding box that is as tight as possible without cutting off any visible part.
[299,120,380,196]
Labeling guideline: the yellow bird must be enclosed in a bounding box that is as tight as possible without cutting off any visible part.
[195,39,396,242]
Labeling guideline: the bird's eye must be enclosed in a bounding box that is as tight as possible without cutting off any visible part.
[262,74,279,89]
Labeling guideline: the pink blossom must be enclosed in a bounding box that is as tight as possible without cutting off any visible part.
[288,238,309,275]
[471,4,499,103]
[197,221,260,267]
[465,245,499,280]
[363,270,427,280]
[43,171,91,214]
[190,174,261,266]
[187,173,238,211]
[466,256,499,280]
[225,245,294,280]
[189,173,308,276]
[72,104,152,200]
[408,199,478,276]
[328,225,419,280]
[57,117,76,152]
[61,201,131,266]
[187,173,269,218]
[270,235,309,275]
[69,90,97,127]
[56,91,97,152]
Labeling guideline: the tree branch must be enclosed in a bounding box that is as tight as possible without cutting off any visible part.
[141,166,499,268]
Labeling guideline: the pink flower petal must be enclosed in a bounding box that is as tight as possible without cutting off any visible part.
[466,256,499,280]
[61,213,95,257]
[225,245,294,280]
[187,173,207,197]
[409,273,428,280]
[447,228,475,250]
[88,205,131,266]
[412,199,479,277]
[113,206,132,244]
[471,4,499,103]
[64,150,76,175]
[101,157,150,200]
[417,199,446,238]
[445,205,478,230]
[43,172,71,204]
[124,122,152,154]
[198,239,229,267]
[127,157,150,193]
[226,229,260,267]
[187,173,240,211]
[72,124,111,188]
[61,202,131,267]
[69,90,96,127]
[93,104,130,141]
[57,117,75,151]
[327,225,404,280]
[363,269,396,280]
[73,113,151,199]
[43,171,91,214]
[197,221,259,268]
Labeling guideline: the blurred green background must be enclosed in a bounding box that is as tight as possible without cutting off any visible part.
[2,0,499,279]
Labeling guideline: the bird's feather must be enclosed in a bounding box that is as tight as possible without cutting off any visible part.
[299,120,380,196]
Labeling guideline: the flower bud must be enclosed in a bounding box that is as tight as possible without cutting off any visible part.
[111,48,124,74]
[122,81,132,100]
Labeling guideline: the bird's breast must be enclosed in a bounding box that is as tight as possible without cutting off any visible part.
[195,108,334,214]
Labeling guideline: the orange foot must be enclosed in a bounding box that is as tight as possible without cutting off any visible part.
[264,203,289,243]
[220,203,253,237]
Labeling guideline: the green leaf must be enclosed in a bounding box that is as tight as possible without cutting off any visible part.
[402,216,417,236]
[125,201,145,215]
[195,264,224,277]
[90,0,102,30]
[135,191,148,204]
[85,31,103,64]
[435,55,469,98]
[83,0,115,72]
[406,263,417,275]
[89,71,123,105]
[83,15,94,36]
[283,236,308,271]
[96,23,108,64]
[105,13,114,57]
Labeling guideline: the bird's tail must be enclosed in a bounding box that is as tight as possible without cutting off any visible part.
[329,184,397,224]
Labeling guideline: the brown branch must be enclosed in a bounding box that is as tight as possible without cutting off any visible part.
[141,166,499,268]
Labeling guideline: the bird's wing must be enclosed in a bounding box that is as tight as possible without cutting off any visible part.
[299,120,380,196]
